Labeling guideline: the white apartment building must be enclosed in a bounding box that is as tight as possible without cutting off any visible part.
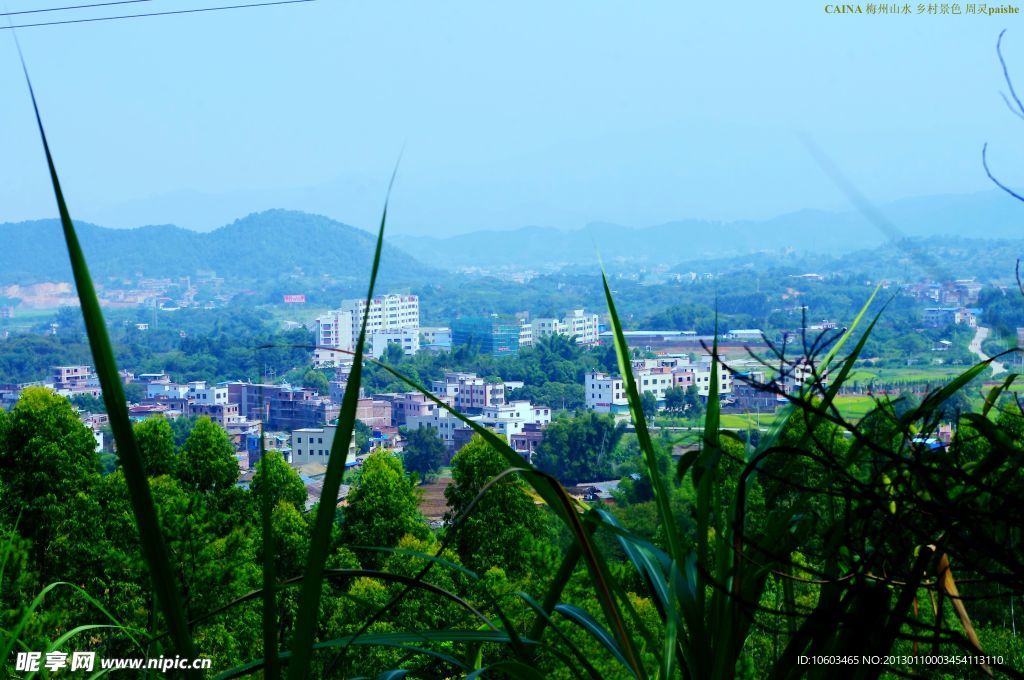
[481,400,552,429]
[561,309,601,345]
[585,372,628,414]
[585,359,733,414]
[637,368,674,399]
[313,312,354,357]
[312,348,349,369]
[290,425,356,467]
[691,363,734,397]
[187,381,229,405]
[526,309,601,346]
[370,328,421,359]
[408,399,551,450]
[314,294,421,364]
[340,294,420,338]
[518,319,534,348]
[147,383,189,400]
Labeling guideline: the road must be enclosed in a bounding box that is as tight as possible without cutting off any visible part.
[969,326,1007,377]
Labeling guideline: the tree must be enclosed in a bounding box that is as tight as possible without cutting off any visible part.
[251,450,307,511]
[302,368,330,395]
[71,393,105,413]
[0,387,105,582]
[340,451,427,568]
[640,390,658,420]
[354,419,372,454]
[534,411,627,484]
[402,426,447,483]
[663,386,686,414]
[444,434,547,577]
[684,385,704,418]
[133,416,177,477]
[169,415,200,448]
[176,416,239,493]
[383,341,406,366]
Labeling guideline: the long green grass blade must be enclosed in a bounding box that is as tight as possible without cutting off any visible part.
[259,432,279,679]
[16,54,195,661]
[553,604,634,675]
[286,164,398,680]
[600,270,685,567]
[516,592,604,680]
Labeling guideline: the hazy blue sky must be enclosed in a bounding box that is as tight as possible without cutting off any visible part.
[1,1,1023,235]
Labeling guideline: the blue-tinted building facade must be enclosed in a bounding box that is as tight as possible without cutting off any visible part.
[451,317,520,356]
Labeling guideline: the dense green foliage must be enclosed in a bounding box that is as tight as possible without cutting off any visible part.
[444,434,550,578]
[534,411,628,484]
[401,424,447,483]
[339,451,429,568]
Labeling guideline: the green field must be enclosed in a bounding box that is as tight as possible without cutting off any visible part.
[719,395,881,429]
[845,365,974,384]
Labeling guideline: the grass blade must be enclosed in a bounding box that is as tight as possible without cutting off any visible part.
[16,52,195,660]
[553,604,634,675]
[287,163,399,680]
[600,269,685,568]
[259,431,279,679]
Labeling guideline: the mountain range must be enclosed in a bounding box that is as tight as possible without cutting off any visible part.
[2,190,1022,286]
[0,210,432,286]
[400,189,1024,270]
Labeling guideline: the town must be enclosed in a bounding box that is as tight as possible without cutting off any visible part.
[1,266,1004,514]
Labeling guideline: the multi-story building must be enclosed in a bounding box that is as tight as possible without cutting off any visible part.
[585,372,628,414]
[431,372,505,411]
[290,425,356,467]
[341,294,420,337]
[585,358,733,414]
[188,401,241,427]
[51,365,100,397]
[923,307,978,329]
[228,382,340,431]
[187,381,229,405]
[314,293,421,358]
[407,399,551,455]
[510,423,545,462]
[560,309,601,345]
[526,309,602,346]
[375,391,453,426]
[420,326,452,351]
[518,318,534,348]
[451,316,520,356]
[147,382,190,400]
[370,328,420,359]
[355,398,393,428]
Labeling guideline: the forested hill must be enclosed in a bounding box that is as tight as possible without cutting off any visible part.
[0,210,434,285]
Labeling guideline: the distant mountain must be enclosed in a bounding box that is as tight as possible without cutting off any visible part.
[0,210,434,286]
[400,190,1024,270]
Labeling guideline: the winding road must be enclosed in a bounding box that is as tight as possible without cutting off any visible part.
[969,326,1007,377]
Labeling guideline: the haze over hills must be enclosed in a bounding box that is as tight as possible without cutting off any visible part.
[400,189,1024,270]
[0,210,434,287]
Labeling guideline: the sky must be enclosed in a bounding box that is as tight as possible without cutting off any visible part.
[1,1,1023,236]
